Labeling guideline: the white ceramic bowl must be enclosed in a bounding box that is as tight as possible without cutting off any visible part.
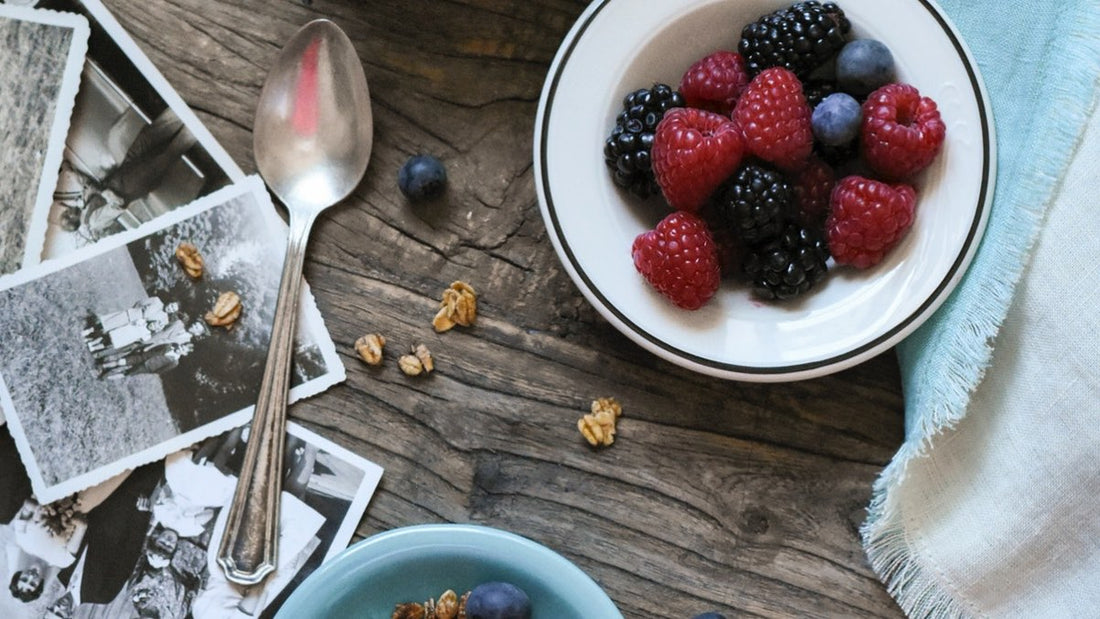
[534,0,994,382]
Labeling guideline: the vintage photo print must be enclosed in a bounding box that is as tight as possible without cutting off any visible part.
[0,4,88,274]
[0,177,346,504]
[0,420,383,618]
[25,0,246,259]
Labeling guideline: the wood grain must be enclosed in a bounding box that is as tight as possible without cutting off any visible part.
[103,0,906,615]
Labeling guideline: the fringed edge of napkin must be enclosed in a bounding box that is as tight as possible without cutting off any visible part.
[862,7,1100,617]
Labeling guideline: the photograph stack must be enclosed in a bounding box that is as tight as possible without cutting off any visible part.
[0,2,382,617]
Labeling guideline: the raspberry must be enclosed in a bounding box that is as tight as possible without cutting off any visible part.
[651,108,745,213]
[632,211,721,310]
[791,155,835,229]
[734,67,813,170]
[743,224,830,300]
[826,175,917,268]
[861,83,946,179]
[678,51,749,115]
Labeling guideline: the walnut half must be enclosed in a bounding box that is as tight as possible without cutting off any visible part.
[175,242,204,279]
[204,291,242,328]
[355,333,386,366]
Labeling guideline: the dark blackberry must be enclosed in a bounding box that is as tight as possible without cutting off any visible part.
[738,2,852,78]
[803,79,839,108]
[603,84,685,198]
[717,164,794,247]
[814,140,859,169]
[698,200,745,278]
[743,224,830,300]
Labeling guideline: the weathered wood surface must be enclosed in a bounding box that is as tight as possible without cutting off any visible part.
[104,0,907,616]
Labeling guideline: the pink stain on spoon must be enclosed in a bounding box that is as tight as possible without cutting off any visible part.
[291,38,321,136]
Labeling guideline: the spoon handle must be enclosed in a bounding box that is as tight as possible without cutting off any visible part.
[216,208,317,586]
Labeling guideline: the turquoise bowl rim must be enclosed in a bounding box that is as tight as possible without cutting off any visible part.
[275,523,623,618]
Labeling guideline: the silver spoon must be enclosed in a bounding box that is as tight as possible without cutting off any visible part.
[216,19,372,586]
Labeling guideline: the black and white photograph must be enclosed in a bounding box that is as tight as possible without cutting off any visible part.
[0,3,88,274]
[0,419,383,619]
[0,178,345,504]
[30,0,244,259]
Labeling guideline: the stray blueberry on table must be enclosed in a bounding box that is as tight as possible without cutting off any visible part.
[465,581,532,619]
[398,154,447,201]
[811,92,862,147]
[691,613,728,619]
[836,39,895,96]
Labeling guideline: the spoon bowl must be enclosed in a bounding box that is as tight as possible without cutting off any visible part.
[254,20,372,210]
[217,19,372,586]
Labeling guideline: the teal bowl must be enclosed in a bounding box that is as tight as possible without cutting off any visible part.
[275,524,623,618]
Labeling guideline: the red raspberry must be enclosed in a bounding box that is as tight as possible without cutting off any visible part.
[826,175,917,269]
[651,108,744,213]
[733,67,813,170]
[678,51,749,115]
[632,211,721,310]
[861,83,946,179]
[791,155,836,228]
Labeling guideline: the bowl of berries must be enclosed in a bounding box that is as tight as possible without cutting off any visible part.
[274,524,622,618]
[534,0,994,381]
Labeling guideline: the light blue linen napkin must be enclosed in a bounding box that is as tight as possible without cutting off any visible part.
[864,0,1100,615]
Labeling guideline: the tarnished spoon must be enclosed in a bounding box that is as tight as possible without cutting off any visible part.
[216,19,372,586]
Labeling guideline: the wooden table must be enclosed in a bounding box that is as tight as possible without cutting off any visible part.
[106,0,907,615]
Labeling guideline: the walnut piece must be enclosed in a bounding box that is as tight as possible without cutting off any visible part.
[414,343,434,373]
[204,291,242,328]
[391,602,426,619]
[399,353,424,376]
[175,242,204,279]
[435,590,459,619]
[393,589,468,619]
[578,397,623,447]
[355,333,386,366]
[433,281,477,332]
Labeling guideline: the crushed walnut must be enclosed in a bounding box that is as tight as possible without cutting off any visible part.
[578,397,623,447]
[433,281,477,332]
[399,344,433,376]
[393,589,468,619]
[175,242,204,279]
[204,291,242,328]
[355,333,386,366]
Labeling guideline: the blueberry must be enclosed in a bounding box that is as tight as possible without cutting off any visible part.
[836,39,895,96]
[692,613,728,619]
[811,93,862,147]
[398,154,447,201]
[465,582,531,619]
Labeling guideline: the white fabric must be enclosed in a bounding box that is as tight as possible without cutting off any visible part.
[886,114,1100,616]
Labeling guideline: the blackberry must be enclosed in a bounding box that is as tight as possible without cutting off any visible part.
[743,224,830,300]
[738,2,852,78]
[603,84,684,198]
[815,140,859,169]
[717,164,794,246]
[803,79,839,108]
